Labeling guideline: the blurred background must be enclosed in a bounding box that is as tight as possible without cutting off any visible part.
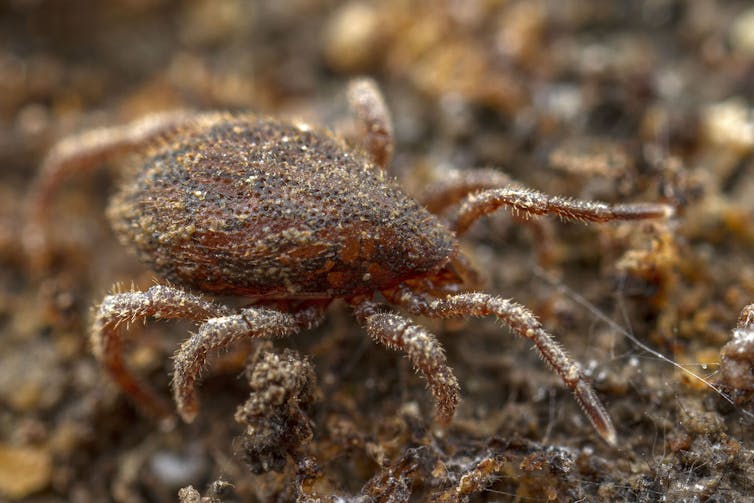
[1,0,754,501]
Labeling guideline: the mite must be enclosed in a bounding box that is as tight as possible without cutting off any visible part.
[24,78,673,445]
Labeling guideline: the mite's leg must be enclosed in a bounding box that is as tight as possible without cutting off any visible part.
[92,284,230,421]
[346,77,394,170]
[453,186,673,235]
[392,288,617,445]
[417,168,561,266]
[23,111,192,267]
[417,167,512,214]
[173,303,326,423]
[352,298,460,423]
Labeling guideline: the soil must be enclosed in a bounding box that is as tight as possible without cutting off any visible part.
[1,1,753,501]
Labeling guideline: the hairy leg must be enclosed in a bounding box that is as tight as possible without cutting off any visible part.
[173,303,326,422]
[346,77,394,170]
[23,111,192,268]
[391,287,617,445]
[351,298,460,423]
[417,167,512,214]
[92,284,230,422]
[454,186,673,235]
[417,168,561,266]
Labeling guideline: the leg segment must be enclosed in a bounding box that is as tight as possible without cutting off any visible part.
[23,111,192,268]
[346,78,394,170]
[416,168,559,266]
[392,289,617,445]
[91,284,231,421]
[417,167,512,214]
[173,303,326,422]
[454,186,673,235]
[352,299,460,423]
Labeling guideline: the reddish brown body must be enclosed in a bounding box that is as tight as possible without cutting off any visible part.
[109,113,454,298]
[25,79,673,445]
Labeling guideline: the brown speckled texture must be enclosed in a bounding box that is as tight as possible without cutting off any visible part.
[234,346,318,474]
[109,113,454,298]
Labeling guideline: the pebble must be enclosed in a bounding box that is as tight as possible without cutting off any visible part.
[0,443,52,499]
[730,7,754,55]
[701,98,754,152]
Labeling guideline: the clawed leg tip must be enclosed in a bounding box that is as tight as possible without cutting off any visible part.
[660,203,676,219]
[435,414,454,427]
[599,425,618,447]
[177,407,198,425]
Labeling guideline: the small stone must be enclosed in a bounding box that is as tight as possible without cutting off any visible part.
[0,443,52,500]
[701,98,754,152]
[149,445,208,489]
[324,2,382,72]
[730,7,754,55]
[0,342,64,412]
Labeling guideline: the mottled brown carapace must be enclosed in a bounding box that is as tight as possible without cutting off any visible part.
[109,114,453,298]
[24,78,673,445]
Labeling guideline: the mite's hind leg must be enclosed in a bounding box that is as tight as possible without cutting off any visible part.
[23,111,192,269]
[173,303,326,422]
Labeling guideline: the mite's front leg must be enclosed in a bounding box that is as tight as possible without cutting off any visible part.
[173,304,326,422]
[346,77,394,170]
[91,284,230,421]
[352,298,460,423]
[393,288,617,445]
[453,186,673,234]
[417,167,512,214]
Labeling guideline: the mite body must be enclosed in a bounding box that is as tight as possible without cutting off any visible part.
[25,78,673,445]
[110,113,453,298]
